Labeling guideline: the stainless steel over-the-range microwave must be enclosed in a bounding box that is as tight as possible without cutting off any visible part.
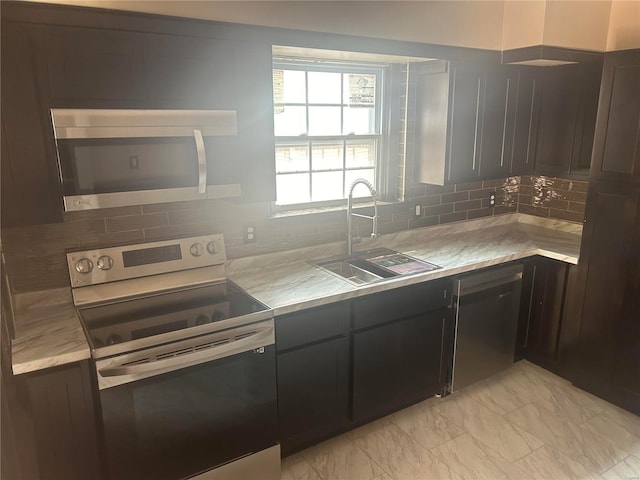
[51,109,241,211]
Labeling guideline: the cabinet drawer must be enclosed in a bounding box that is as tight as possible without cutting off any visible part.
[276,302,350,351]
[354,280,448,330]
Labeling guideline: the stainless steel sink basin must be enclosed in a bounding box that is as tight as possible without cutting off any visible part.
[318,260,385,286]
[314,248,441,286]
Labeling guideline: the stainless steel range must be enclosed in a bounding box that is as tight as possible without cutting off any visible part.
[67,234,280,480]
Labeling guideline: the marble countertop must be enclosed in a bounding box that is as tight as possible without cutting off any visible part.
[11,287,90,375]
[10,213,582,375]
[227,214,583,316]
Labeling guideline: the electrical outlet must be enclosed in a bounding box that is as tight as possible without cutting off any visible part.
[489,192,496,207]
[243,224,256,244]
[415,204,421,216]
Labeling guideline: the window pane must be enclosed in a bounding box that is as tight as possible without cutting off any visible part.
[345,169,375,198]
[274,106,307,136]
[308,71,341,104]
[276,173,310,205]
[275,143,309,173]
[308,106,341,135]
[311,171,343,202]
[343,107,376,134]
[311,142,343,171]
[346,140,376,168]
[344,74,376,106]
[282,69,306,103]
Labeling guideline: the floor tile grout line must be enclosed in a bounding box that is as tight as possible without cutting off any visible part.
[352,440,397,480]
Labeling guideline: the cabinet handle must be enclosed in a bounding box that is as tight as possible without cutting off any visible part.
[193,129,207,195]
[523,264,537,348]
[525,79,537,166]
[472,77,482,172]
[500,77,511,168]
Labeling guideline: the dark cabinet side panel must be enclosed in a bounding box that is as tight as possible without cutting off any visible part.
[24,361,104,480]
[573,182,640,393]
[610,202,640,412]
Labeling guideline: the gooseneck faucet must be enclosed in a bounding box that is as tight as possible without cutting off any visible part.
[347,178,379,256]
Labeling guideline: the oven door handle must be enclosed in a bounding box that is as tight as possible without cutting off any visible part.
[193,128,207,195]
[98,325,273,379]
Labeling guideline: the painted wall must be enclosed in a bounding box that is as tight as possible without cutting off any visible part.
[502,0,612,52]
[607,0,640,50]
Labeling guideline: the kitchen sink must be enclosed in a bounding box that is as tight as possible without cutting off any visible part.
[314,248,441,286]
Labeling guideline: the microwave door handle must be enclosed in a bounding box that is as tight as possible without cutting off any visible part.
[98,326,273,378]
[193,129,207,194]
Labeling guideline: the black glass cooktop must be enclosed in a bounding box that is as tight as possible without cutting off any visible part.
[79,282,270,358]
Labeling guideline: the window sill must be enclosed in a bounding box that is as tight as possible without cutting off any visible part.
[269,199,402,219]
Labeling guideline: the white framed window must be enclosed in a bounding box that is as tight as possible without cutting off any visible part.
[273,62,385,206]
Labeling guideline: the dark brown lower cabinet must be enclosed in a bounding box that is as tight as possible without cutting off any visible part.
[569,181,640,415]
[352,280,449,424]
[516,257,574,374]
[1,360,104,480]
[275,303,350,455]
[352,309,446,424]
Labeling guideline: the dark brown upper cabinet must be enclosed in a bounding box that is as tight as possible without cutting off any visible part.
[528,62,602,178]
[142,33,238,109]
[40,26,146,107]
[1,23,63,228]
[589,49,640,183]
[414,61,518,185]
[1,5,277,228]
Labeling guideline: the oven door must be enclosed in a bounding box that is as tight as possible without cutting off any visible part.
[95,320,278,480]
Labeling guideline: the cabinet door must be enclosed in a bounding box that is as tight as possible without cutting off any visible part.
[41,25,146,107]
[353,318,403,423]
[397,310,446,401]
[143,33,237,109]
[573,181,640,399]
[533,65,581,176]
[509,68,539,176]
[447,65,483,183]
[590,49,640,183]
[477,67,517,179]
[532,63,601,178]
[1,23,62,227]
[353,310,445,423]
[277,337,349,454]
[518,257,569,373]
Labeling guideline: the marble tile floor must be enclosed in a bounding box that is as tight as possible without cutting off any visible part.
[281,360,640,480]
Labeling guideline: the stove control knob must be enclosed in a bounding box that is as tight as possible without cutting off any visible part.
[206,241,218,255]
[97,255,114,271]
[74,258,94,274]
[106,334,122,345]
[190,243,204,257]
[195,314,210,325]
[212,310,227,322]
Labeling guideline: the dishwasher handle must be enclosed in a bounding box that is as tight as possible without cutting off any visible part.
[454,264,523,298]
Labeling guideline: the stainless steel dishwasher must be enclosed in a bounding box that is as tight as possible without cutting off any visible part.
[447,263,524,393]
